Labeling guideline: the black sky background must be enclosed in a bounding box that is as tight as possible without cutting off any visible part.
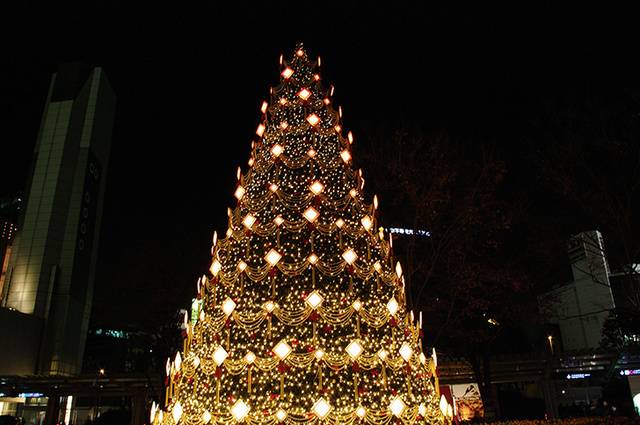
[1,2,639,330]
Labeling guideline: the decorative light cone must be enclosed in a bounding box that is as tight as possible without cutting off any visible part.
[150,44,444,425]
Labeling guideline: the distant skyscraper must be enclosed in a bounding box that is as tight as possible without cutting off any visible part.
[0,64,115,375]
[539,230,616,350]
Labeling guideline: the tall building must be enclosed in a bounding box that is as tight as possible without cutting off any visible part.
[0,195,23,297]
[0,63,115,375]
[539,230,616,351]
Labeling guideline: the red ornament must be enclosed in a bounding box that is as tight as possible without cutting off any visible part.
[371,369,379,377]
[352,362,360,372]
[391,388,398,396]
[244,229,252,237]
[389,317,397,327]
[309,311,319,322]
[214,367,222,378]
[269,268,278,277]
[323,325,332,334]
[307,345,315,353]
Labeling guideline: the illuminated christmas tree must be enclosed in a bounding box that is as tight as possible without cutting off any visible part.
[151,44,450,425]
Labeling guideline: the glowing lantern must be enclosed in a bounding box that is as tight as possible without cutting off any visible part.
[307,148,317,158]
[172,401,183,423]
[389,397,406,417]
[281,67,293,79]
[396,261,403,279]
[340,149,352,163]
[315,349,325,360]
[399,342,413,362]
[312,398,332,419]
[245,351,256,364]
[308,253,319,265]
[348,131,354,144]
[230,399,250,422]
[193,356,200,368]
[418,403,427,416]
[377,349,389,360]
[303,206,320,223]
[346,340,364,359]
[234,185,245,200]
[432,348,438,368]
[335,124,342,133]
[271,144,284,157]
[263,301,276,313]
[272,340,292,360]
[352,300,362,311]
[203,410,212,424]
[269,183,279,192]
[356,406,366,419]
[222,297,236,316]
[349,188,358,197]
[279,121,288,130]
[275,409,287,422]
[335,218,345,228]
[279,97,287,105]
[305,290,324,309]
[296,49,304,57]
[361,215,373,231]
[174,352,182,371]
[265,249,282,267]
[374,261,382,273]
[213,345,228,366]
[440,396,448,416]
[260,101,268,114]
[387,297,399,316]
[256,124,265,137]
[242,214,256,230]
[342,248,357,265]
[210,259,222,276]
[374,194,379,210]
[419,352,427,365]
[298,88,311,100]
[273,215,284,226]
[310,181,324,195]
[237,261,247,272]
[306,113,320,126]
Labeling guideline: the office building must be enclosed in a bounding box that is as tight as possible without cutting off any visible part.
[0,63,115,375]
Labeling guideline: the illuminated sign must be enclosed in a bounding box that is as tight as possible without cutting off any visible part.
[620,369,640,376]
[19,392,44,398]
[566,373,590,380]
[386,227,431,237]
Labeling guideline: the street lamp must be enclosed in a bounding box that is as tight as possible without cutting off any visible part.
[547,335,554,354]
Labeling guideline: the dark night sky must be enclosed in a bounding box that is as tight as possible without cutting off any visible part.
[1,3,638,329]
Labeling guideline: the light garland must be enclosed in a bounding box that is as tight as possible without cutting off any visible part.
[152,44,447,425]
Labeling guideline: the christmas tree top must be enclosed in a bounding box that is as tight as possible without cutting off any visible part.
[151,43,450,425]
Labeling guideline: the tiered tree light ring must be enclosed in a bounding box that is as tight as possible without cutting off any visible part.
[153,43,446,425]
